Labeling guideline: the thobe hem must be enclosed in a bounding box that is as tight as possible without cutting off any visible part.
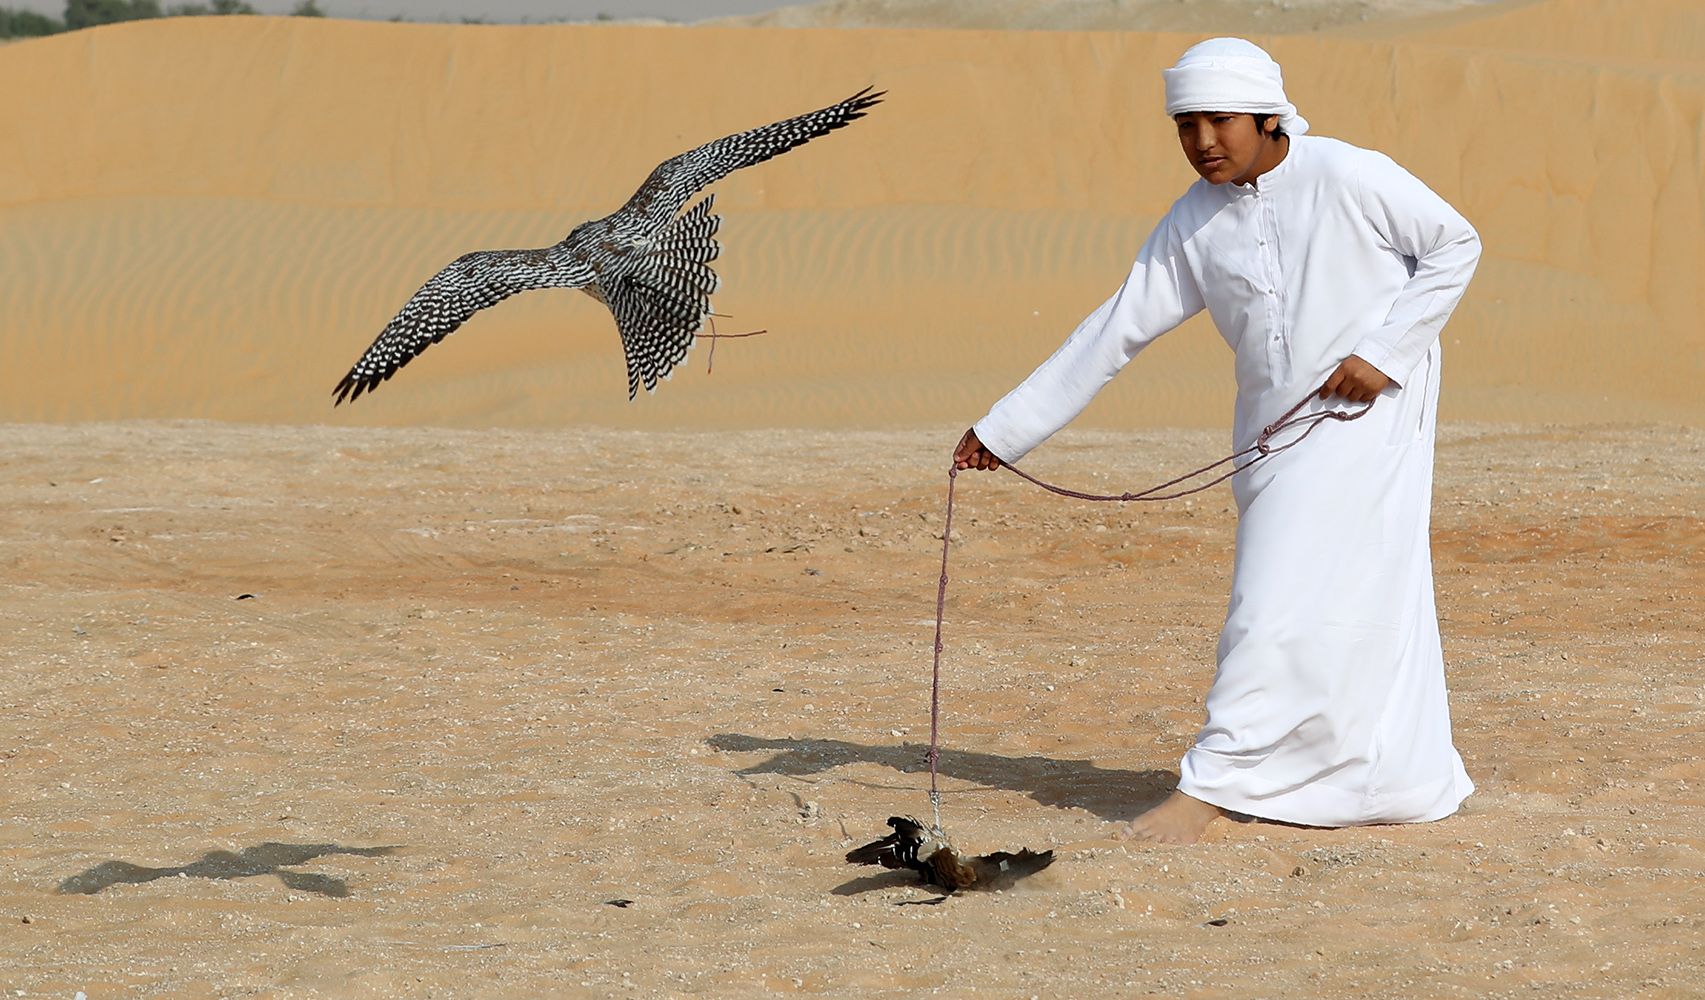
[1177,750,1474,828]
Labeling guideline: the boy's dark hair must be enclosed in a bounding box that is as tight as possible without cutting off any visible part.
[1254,113,1288,140]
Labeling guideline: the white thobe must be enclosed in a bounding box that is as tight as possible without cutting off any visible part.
[975,135,1480,826]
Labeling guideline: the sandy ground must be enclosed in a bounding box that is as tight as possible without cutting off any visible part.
[2,420,1701,997]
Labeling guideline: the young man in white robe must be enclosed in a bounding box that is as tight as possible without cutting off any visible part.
[954,38,1481,844]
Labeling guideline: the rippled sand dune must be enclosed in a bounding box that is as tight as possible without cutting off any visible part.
[1,3,1700,428]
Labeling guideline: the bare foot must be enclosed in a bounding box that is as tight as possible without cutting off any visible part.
[1115,790,1226,845]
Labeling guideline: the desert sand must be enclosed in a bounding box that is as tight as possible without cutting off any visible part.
[2,0,1703,996]
[2,421,1701,996]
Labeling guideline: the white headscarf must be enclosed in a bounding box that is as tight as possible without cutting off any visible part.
[1162,37,1310,136]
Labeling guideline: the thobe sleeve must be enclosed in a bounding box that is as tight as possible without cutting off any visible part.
[1350,154,1481,387]
[973,214,1204,463]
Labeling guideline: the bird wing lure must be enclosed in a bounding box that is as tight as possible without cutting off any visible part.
[846,816,1055,893]
[333,87,884,405]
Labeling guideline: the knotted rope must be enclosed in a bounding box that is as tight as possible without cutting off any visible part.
[924,393,1374,833]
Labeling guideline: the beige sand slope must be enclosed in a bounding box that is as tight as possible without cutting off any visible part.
[0,1,1701,429]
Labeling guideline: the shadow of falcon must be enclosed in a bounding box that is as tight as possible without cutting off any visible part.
[847,816,1055,893]
[333,87,883,405]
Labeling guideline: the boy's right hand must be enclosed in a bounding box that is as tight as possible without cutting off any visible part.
[953,428,1004,471]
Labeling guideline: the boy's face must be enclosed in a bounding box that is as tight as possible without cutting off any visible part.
[1174,112,1280,185]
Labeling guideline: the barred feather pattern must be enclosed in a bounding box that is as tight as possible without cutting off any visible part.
[333,86,884,406]
[608,196,724,397]
[617,85,885,229]
[333,248,583,404]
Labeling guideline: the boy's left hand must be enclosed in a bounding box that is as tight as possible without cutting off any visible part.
[1319,355,1392,403]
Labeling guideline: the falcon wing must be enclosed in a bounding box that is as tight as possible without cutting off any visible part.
[616,87,884,227]
[333,247,581,405]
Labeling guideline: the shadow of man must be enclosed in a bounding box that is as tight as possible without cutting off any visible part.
[57,842,400,897]
[708,733,1176,822]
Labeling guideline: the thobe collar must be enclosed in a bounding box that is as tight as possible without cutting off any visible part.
[1227,135,1300,198]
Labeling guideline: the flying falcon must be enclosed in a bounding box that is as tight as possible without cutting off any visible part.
[846,816,1055,893]
[333,87,884,405]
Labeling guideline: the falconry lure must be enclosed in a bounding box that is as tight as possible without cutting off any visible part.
[846,816,1055,893]
[333,87,884,405]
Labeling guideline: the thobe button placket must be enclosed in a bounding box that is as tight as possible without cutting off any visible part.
[1258,196,1289,375]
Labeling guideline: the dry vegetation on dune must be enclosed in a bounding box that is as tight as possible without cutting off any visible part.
[711,0,1492,32]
